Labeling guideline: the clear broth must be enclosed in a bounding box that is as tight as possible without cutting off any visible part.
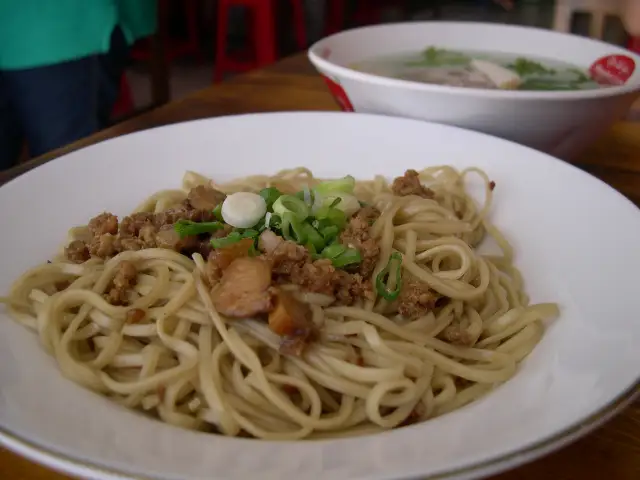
[352,48,605,91]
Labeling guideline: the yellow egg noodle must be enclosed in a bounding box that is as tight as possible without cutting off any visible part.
[1,167,558,440]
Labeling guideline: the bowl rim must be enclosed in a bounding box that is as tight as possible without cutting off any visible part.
[308,21,640,101]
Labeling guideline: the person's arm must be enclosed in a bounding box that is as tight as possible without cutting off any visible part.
[622,0,640,37]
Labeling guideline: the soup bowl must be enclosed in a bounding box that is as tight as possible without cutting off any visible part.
[308,22,640,159]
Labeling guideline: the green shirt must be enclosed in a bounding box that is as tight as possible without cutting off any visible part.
[0,0,157,70]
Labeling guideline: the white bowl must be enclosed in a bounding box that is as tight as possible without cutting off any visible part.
[308,22,640,159]
[1,113,640,480]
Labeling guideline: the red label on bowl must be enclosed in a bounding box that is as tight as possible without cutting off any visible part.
[589,55,635,86]
[322,75,354,112]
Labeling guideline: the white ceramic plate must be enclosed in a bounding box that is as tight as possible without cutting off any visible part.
[1,112,639,480]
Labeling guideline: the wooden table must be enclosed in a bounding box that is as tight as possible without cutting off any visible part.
[1,53,639,480]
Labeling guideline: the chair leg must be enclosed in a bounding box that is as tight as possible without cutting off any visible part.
[214,2,230,82]
[552,4,572,33]
[291,0,307,49]
[354,0,381,25]
[112,74,134,117]
[159,0,172,59]
[185,0,204,62]
[325,0,346,35]
[590,12,606,39]
[254,0,277,67]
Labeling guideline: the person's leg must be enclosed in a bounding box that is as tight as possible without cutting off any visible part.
[98,26,130,127]
[0,72,25,170]
[2,57,99,158]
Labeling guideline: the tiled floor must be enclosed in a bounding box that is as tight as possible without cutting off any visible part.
[126,1,629,107]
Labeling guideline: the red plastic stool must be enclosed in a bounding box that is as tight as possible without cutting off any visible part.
[326,0,408,33]
[325,0,346,35]
[112,74,135,118]
[214,0,307,82]
[354,0,383,24]
[359,0,408,24]
[131,0,203,63]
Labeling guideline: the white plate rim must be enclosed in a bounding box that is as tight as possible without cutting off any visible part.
[0,384,638,480]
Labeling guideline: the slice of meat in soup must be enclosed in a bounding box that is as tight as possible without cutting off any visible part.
[211,257,274,317]
[400,67,496,89]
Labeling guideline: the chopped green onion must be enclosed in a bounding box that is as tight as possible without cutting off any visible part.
[281,212,306,244]
[332,248,362,268]
[316,243,361,268]
[375,252,403,301]
[569,68,589,83]
[315,193,360,217]
[269,214,282,232]
[303,185,313,206]
[508,57,554,76]
[210,229,258,248]
[314,175,356,196]
[294,185,315,207]
[303,224,325,251]
[239,228,259,238]
[329,197,341,208]
[290,218,306,244]
[212,204,223,221]
[320,225,340,243]
[322,243,346,260]
[174,220,224,238]
[259,187,282,211]
[210,232,241,248]
[312,218,326,231]
[253,216,267,232]
[273,195,309,221]
[409,47,470,67]
[315,206,346,229]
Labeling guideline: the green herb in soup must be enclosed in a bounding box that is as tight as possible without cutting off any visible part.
[352,47,605,91]
[507,57,555,76]
[409,47,471,67]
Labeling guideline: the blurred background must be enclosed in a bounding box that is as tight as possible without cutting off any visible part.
[124,0,631,111]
